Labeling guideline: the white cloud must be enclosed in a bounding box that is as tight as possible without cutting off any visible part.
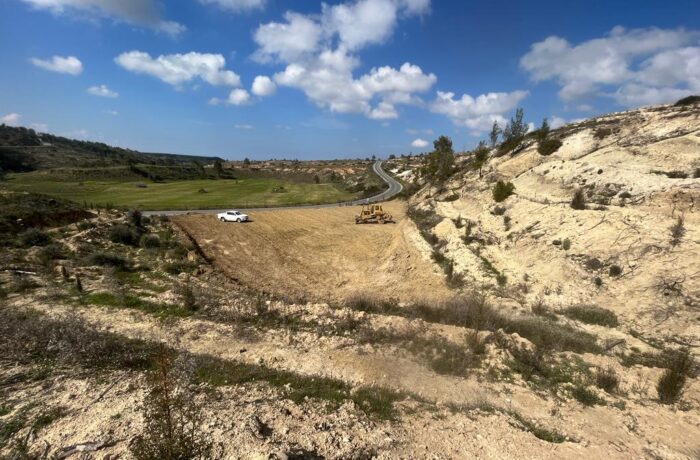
[234,123,254,129]
[20,0,185,36]
[199,0,265,12]
[87,84,119,98]
[411,138,429,148]
[253,12,323,63]
[115,51,241,87]
[227,89,251,105]
[549,116,567,129]
[252,1,435,120]
[520,26,700,106]
[251,75,276,96]
[30,55,82,75]
[1,113,21,126]
[430,90,528,132]
[104,110,119,116]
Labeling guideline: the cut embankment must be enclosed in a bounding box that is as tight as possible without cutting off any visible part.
[173,204,451,303]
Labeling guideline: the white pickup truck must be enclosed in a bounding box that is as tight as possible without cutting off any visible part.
[217,210,249,222]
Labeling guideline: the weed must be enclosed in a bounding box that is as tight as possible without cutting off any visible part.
[595,366,619,393]
[562,304,619,327]
[85,292,192,318]
[85,251,131,270]
[669,216,685,246]
[609,265,622,277]
[131,351,217,460]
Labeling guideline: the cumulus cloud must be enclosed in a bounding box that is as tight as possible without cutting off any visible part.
[226,89,251,105]
[30,55,82,75]
[520,26,700,106]
[253,12,323,63]
[115,51,241,87]
[251,75,276,96]
[87,84,118,98]
[252,0,436,120]
[20,0,185,36]
[411,138,429,148]
[430,90,529,132]
[199,0,265,12]
[1,113,21,126]
[234,123,254,129]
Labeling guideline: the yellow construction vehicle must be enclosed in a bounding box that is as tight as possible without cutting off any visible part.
[355,204,394,224]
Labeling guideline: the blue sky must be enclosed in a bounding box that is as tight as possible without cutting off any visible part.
[1,0,698,159]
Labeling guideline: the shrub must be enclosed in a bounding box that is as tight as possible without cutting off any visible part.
[595,366,619,393]
[694,167,700,179]
[593,127,612,139]
[669,216,685,246]
[492,181,515,202]
[571,385,605,406]
[128,209,143,228]
[110,224,140,246]
[570,189,586,210]
[131,352,216,460]
[657,348,693,404]
[18,228,51,247]
[491,205,506,216]
[85,251,130,270]
[140,234,161,249]
[562,304,618,327]
[537,138,562,156]
[665,170,688,179]
[609,265,622,277]
[562,238,571,250]
[37,243,69,262]
[619,191,632,199]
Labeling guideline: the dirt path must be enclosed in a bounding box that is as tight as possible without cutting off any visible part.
[173,204,451,303]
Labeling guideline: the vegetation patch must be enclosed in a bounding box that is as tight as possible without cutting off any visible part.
[492,181,515,202]
[562,304,619,327]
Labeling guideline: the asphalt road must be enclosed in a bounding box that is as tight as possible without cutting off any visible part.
[142,160,404,216]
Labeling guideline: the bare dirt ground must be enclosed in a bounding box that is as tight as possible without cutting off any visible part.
[173,204,451,303]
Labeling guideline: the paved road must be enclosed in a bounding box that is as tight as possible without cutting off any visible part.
[142,160,404,216]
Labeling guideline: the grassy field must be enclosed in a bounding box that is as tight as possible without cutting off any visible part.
[0,173,358,210]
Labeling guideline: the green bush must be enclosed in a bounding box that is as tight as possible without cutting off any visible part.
[492,181,515,202]
[37,243,69,261]
[537,138,562,156]
[140,234,161,249]
[571,385,605,406]
[110,224,140,246]
[562,304,618,327]
[18,228,51,247]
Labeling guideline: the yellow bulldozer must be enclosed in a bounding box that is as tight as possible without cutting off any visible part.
[355,204,394,224]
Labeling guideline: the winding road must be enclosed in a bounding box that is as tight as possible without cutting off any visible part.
[143,160,403,216]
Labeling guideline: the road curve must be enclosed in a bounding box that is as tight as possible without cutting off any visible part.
[142,160,403,216]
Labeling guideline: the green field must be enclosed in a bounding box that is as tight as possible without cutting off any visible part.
[1,173,358,210]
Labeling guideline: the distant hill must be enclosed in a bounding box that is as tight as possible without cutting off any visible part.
[0,124,223,173]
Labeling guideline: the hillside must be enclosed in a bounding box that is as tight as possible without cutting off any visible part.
[399,100,699,345]
[0,124,222,172]
[1,101,699,459]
